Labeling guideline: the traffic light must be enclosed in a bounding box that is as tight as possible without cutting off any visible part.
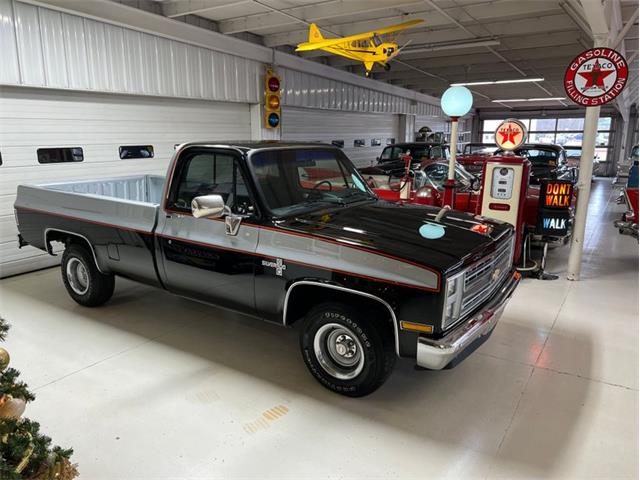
[264,68,281,129]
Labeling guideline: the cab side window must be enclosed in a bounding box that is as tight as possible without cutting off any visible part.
[169,151,254,215]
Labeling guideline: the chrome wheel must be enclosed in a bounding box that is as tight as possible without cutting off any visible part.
[313,323,365,380]
[66,257,89,295]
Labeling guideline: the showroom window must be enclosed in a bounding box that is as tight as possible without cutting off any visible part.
[119,145,154,159]
[37,147,84,164]
[481,116,614,162]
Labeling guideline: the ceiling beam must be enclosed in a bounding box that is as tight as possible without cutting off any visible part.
[161,0,251,18]
[219,0,424,34]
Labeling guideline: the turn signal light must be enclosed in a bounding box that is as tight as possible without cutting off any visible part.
[400,321,433,334]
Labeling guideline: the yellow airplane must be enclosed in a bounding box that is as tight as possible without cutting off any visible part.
[296,19,424,77]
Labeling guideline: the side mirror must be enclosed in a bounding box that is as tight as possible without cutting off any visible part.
[471,177,481,191]
[191,194,225,219]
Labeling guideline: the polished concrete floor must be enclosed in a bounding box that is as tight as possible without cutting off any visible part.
[0,179,637,479]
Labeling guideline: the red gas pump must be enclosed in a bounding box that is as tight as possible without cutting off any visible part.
[477,154,531,263]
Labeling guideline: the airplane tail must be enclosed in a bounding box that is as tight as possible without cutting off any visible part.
[309,23,323,43]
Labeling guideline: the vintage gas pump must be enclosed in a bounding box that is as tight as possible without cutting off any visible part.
[477,119,530,264]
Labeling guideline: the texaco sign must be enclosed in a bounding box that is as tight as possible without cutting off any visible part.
[564,48,628,106]
[495,119,527,151]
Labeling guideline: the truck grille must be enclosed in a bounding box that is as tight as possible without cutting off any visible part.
[459,235,514,320]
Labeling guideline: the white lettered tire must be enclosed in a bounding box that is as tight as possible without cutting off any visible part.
[300,302,395,397]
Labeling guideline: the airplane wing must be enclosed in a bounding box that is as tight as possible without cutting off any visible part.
[296,19,424,52]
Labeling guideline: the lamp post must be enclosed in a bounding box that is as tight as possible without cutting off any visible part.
[440,86,473,206]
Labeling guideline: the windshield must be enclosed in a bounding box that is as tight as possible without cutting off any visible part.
[515,148,559,165]
[564,146,582,157]
[379,145,448,162]
[421,162,477,191]
[250,148,375,217]
[464,144,495,155]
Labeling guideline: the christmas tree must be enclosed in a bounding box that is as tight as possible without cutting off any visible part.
[0,317,78,479]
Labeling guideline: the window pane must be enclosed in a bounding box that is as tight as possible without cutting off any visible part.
[595,132,609,146]
[354,139,365,147]
[37,147,84,164]
[482,133,495,143]
[557,118,584,131]
[598,117,612,130]
[171,152,249,214]
[528,132,555,144]
[119,145,154,159]
[370,138,381,147]
[331,140,344,148]
[555,132,582,146]
[482,119,502,132]
[529,118,556,131]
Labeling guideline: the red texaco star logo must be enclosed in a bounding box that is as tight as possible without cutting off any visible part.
[499,126,521,146]
[577,59,615,92]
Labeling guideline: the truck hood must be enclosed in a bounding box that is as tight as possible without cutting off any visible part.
[277,201,513,273]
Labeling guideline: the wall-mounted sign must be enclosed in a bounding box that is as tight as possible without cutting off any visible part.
[537,209,571,237]
[564,48,628,106]
[541,180,573,208]
[536,180,573,237]
[494,119,527,151]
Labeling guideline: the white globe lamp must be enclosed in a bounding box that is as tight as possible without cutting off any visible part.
[440,86,473,206]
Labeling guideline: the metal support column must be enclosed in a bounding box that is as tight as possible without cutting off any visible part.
[567,104,602,280]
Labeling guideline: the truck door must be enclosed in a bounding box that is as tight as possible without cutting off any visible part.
[157,147,259,314]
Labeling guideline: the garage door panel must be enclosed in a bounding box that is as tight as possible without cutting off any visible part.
[0,87,250,276]
[281,107,400,168]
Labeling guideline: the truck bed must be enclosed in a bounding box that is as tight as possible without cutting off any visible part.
[15,175,165,234]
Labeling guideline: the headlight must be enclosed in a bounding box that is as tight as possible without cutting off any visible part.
[442,272,464,329]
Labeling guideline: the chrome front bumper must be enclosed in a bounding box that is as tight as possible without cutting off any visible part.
[416,271,520,370]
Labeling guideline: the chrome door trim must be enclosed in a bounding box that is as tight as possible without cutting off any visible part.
[44,228,105,274]
[283,280,400,357]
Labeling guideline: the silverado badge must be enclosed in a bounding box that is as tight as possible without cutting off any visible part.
[262,258,287,276]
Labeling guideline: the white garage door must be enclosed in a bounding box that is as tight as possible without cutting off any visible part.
[0,86,250,277]
[281,107,400,168]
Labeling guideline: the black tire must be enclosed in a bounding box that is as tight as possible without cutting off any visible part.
[300,302,395,397]
[61,243,115,307]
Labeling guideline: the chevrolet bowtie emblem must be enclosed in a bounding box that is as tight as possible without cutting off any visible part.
[491,268,501,281]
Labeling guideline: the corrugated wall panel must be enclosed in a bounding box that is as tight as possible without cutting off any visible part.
[0,86,251,277]
[0,0,20,84]
[281,107,400,168]
[62,13,90,90]
[39,8,68,88]
[14,1,45,86]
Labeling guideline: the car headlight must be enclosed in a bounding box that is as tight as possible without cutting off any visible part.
[442,272,464,329]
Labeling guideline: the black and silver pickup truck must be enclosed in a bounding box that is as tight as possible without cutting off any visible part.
[15,142,519,397]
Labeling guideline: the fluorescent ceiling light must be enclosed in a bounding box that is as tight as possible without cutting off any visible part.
[491,97,566,103]
[451,77,544,86]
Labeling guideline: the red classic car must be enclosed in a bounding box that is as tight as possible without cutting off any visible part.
[366,160,573,247]
[456,143,496,175]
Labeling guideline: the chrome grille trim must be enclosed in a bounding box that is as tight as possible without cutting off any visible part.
[460,235,514,319]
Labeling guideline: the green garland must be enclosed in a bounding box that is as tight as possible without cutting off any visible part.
[0,317,8,343]
[0,369,35,403]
